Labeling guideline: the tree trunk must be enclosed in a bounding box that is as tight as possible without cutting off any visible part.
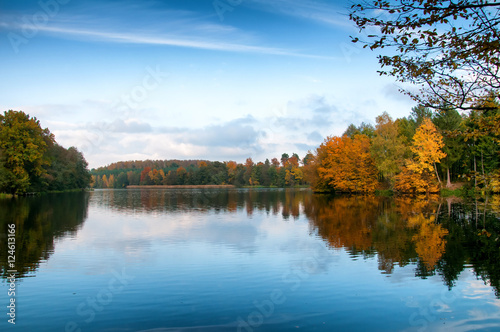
[434,162,442,185]
[446,167,452,188]
[474,155,477,188]
[447,198,452,217]
[481,151,485,176]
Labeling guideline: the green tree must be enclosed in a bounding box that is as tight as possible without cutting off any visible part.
[0,110,52,194]
[115,172,129,188]
[44,143,91,191]
[432,107,464,187]
[343,122,375,138]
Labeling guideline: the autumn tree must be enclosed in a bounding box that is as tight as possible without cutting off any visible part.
[102,174,109,188]
[280,153,289,167]
[140,167,152,185]
[0,110,52,194]
[370,111,409,186]
[148,169,161,185]
[412,118,447,183]
[315,134,379,193]
[350,1,500,110]
[395,118,446,194]
[244,157,254,185]
[108,174,115,188]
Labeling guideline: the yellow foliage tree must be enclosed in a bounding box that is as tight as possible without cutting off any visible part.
[407,214,448,270]
[102,174,109,188]
[108,174,115,188]
[395,118,446,194]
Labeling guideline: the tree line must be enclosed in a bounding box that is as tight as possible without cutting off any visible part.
[91,102,499,194]
[0,110,91,195]
[305,102,500,194]
[3,104,498,195]
[90,153,309,188]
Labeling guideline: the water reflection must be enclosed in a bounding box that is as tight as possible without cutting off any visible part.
[2,188,499,299]
[91,189,500,295]
[0,192,89,278]
[307,194,500,297]
[90,188,312,219]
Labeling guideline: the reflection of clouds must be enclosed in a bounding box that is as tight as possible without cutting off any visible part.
[76,209,262,256]
[51,189,343,279]
[401,278,500,332]
[463,279,497,300]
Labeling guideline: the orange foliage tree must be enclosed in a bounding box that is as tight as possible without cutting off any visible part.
[314,134,379,193]
[395,118,446,194]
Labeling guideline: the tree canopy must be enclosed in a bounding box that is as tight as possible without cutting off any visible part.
[350,0,500,110]
[0,110,91,194]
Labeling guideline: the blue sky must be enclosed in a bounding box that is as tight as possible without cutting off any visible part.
[0,0,415,168]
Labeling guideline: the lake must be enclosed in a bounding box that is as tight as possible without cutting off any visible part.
[1,188,500,331]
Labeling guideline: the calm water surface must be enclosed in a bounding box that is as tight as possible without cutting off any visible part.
[1,188,500,331]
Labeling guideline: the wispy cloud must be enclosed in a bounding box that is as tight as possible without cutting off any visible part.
[0,6,336,60]
[32,25,334,58]
[247,0,351,28]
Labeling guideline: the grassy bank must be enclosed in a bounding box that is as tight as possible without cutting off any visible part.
[242,185,310,189]
[126,185,236,189]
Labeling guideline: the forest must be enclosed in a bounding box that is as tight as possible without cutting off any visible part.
[308,102,500,194]
[2,101,499,196]
[0,110,91,195]
[91,102,499,195]
[90,153,308,188]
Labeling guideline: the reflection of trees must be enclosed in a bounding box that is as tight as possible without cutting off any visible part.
[409,214,448,270]
[92,188,310,220]
[306,193,500,297]
[77,189,500,296]
[306,195,447,273]
[0,192,89,279]
[304,195,381,258]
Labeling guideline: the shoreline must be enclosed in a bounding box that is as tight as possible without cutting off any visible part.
[126,185,236,189]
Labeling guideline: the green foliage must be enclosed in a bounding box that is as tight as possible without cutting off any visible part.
[370,112,409,186]
[343,122,375,138]
[432,107,464,186]
[0,110,91,194]
[0,110,50,194]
